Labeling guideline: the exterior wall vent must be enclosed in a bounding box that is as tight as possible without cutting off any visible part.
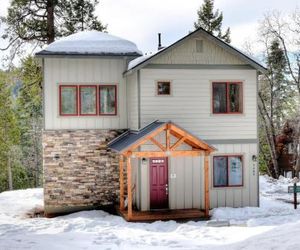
[196,39,203,53]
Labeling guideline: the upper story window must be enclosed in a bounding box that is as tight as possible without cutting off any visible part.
[157,81,171,96]
[59,85,78,116]
[212,82,243,114]
[59,84,117,116]
[79,85,97,115]
[213,155,243,187]
[99,85,117,115]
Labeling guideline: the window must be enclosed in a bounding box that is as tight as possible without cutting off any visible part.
[59,84,117,116]
[99,85,117,115]
[213,155,243,187]
[157,81,171,95]
[79,86,97,115]
[212,82,243,114]
[59,85,78,115]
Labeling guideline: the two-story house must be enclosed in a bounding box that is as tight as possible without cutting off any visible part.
[36,28,266,221]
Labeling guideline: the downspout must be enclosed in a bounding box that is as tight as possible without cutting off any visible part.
[137,70,141,129]
[137,69,142,209]
[256,70,260,207]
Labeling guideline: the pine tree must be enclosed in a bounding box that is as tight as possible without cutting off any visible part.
[0,0,106,54]
[16,56,43,187]
[59,0,106,36]
[194,0,231,43]
[0,71,21,191]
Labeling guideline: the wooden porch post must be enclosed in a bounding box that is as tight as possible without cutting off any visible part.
[204,152,210,217]
[127,156,133,219]
[166,124,170,151]
[119,155,124,210]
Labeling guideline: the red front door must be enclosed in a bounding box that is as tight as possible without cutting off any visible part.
[150,157,168,209]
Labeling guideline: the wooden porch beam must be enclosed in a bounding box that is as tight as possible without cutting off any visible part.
[169,124,210,151]
[127,157,132,219]
[119,155,124,211]
[126,125,167,152]
[170,136,186,151]
[149,137,166,152]
[130,150,203,158]
[166,124,170,151]
[204,152,210,217]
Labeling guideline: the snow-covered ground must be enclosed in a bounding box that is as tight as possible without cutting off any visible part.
[0,176,299,250]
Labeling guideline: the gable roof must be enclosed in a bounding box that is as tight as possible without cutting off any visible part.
[108,120,216,153]
[124,27,267,75]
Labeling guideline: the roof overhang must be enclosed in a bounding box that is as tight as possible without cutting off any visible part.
[124,27,267,76]
[35,51,142,58]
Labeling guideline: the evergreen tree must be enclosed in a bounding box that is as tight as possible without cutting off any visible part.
[16,56,43,187]
[0,0,106,54]
[0,71,23,191]
[59,0,106,36]
[194,0,231,43]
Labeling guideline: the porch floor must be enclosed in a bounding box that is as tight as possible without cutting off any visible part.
[116,207,209,222]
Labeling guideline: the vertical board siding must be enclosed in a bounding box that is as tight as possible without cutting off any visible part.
[137,141,258,210]
[140,68,257,140]
[44,58,127,130]
[126,72,139,130]
[209,143,258,209]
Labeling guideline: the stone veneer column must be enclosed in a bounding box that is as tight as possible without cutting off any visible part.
[43,129,125,215]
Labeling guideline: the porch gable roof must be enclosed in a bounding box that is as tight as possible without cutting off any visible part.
[108,120,215,154]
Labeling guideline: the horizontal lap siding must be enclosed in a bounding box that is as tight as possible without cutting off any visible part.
[44,58,127,130]
[140,69,257,140]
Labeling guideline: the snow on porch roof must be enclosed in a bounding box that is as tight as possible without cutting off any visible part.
[108,120,216,153]
[36,31,143,57]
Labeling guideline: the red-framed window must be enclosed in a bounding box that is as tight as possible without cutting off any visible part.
[213,155,243,187]
[157,81,171,96]
[59,85,78,116]
[212,82,243,114]
[99,85,117,115]
[79,85,97,116]
[59,84,117,116]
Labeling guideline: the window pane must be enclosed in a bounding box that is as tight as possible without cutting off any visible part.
[228,156,243,186]
[61,86,77,115]
[213,83,226,113]
[100,86,116,114]
[157,82,171,95]
[213,156,228,186]
[229,83,242,112]
[80,86,96,114]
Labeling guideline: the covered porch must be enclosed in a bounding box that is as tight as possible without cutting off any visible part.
[108,121,215,222]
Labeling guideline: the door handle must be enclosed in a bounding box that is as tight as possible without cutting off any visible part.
[165,184,168,195]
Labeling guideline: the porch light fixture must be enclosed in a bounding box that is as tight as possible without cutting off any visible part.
[252,155,257,162]
[166,151,171,156]
[141,158,147,165]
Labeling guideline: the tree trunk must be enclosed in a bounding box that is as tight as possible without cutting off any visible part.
[47,0,55,44]
[8,153,13,190]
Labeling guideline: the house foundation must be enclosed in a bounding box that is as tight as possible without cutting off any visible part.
[42,129,125,215]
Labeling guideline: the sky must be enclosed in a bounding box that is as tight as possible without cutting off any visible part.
[0,0,299,58]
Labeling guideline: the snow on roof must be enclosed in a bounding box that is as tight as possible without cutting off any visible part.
[36,31,142,56]
[127,49,164,71]
[127,54,152,70]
